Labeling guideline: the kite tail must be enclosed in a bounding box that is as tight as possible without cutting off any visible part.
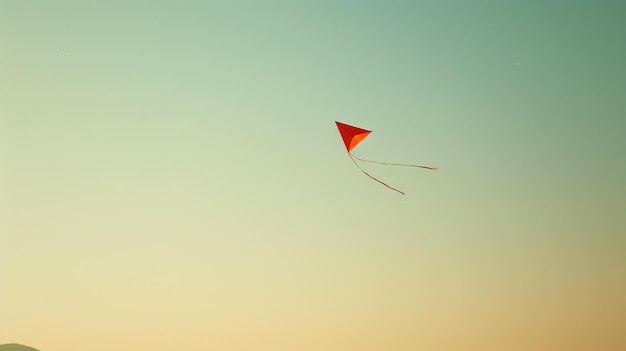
[351,154,438,171]
[349,154,405,195]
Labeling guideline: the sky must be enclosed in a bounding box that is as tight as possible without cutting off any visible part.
[1,1,625,350]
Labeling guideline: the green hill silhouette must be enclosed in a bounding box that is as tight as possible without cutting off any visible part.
[0,344,40,351]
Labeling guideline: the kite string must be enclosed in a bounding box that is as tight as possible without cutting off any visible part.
[349,153,405,195]
[351,154,438,171]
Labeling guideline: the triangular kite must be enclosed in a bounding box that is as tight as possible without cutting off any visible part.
[336,122,372,152]
[335,121,437,195]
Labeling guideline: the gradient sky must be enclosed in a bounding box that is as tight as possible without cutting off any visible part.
[2,1,625,350]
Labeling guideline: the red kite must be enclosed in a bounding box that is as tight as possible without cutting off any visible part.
[335,121,437,195]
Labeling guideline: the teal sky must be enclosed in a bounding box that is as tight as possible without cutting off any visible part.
[2,1,625,350]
